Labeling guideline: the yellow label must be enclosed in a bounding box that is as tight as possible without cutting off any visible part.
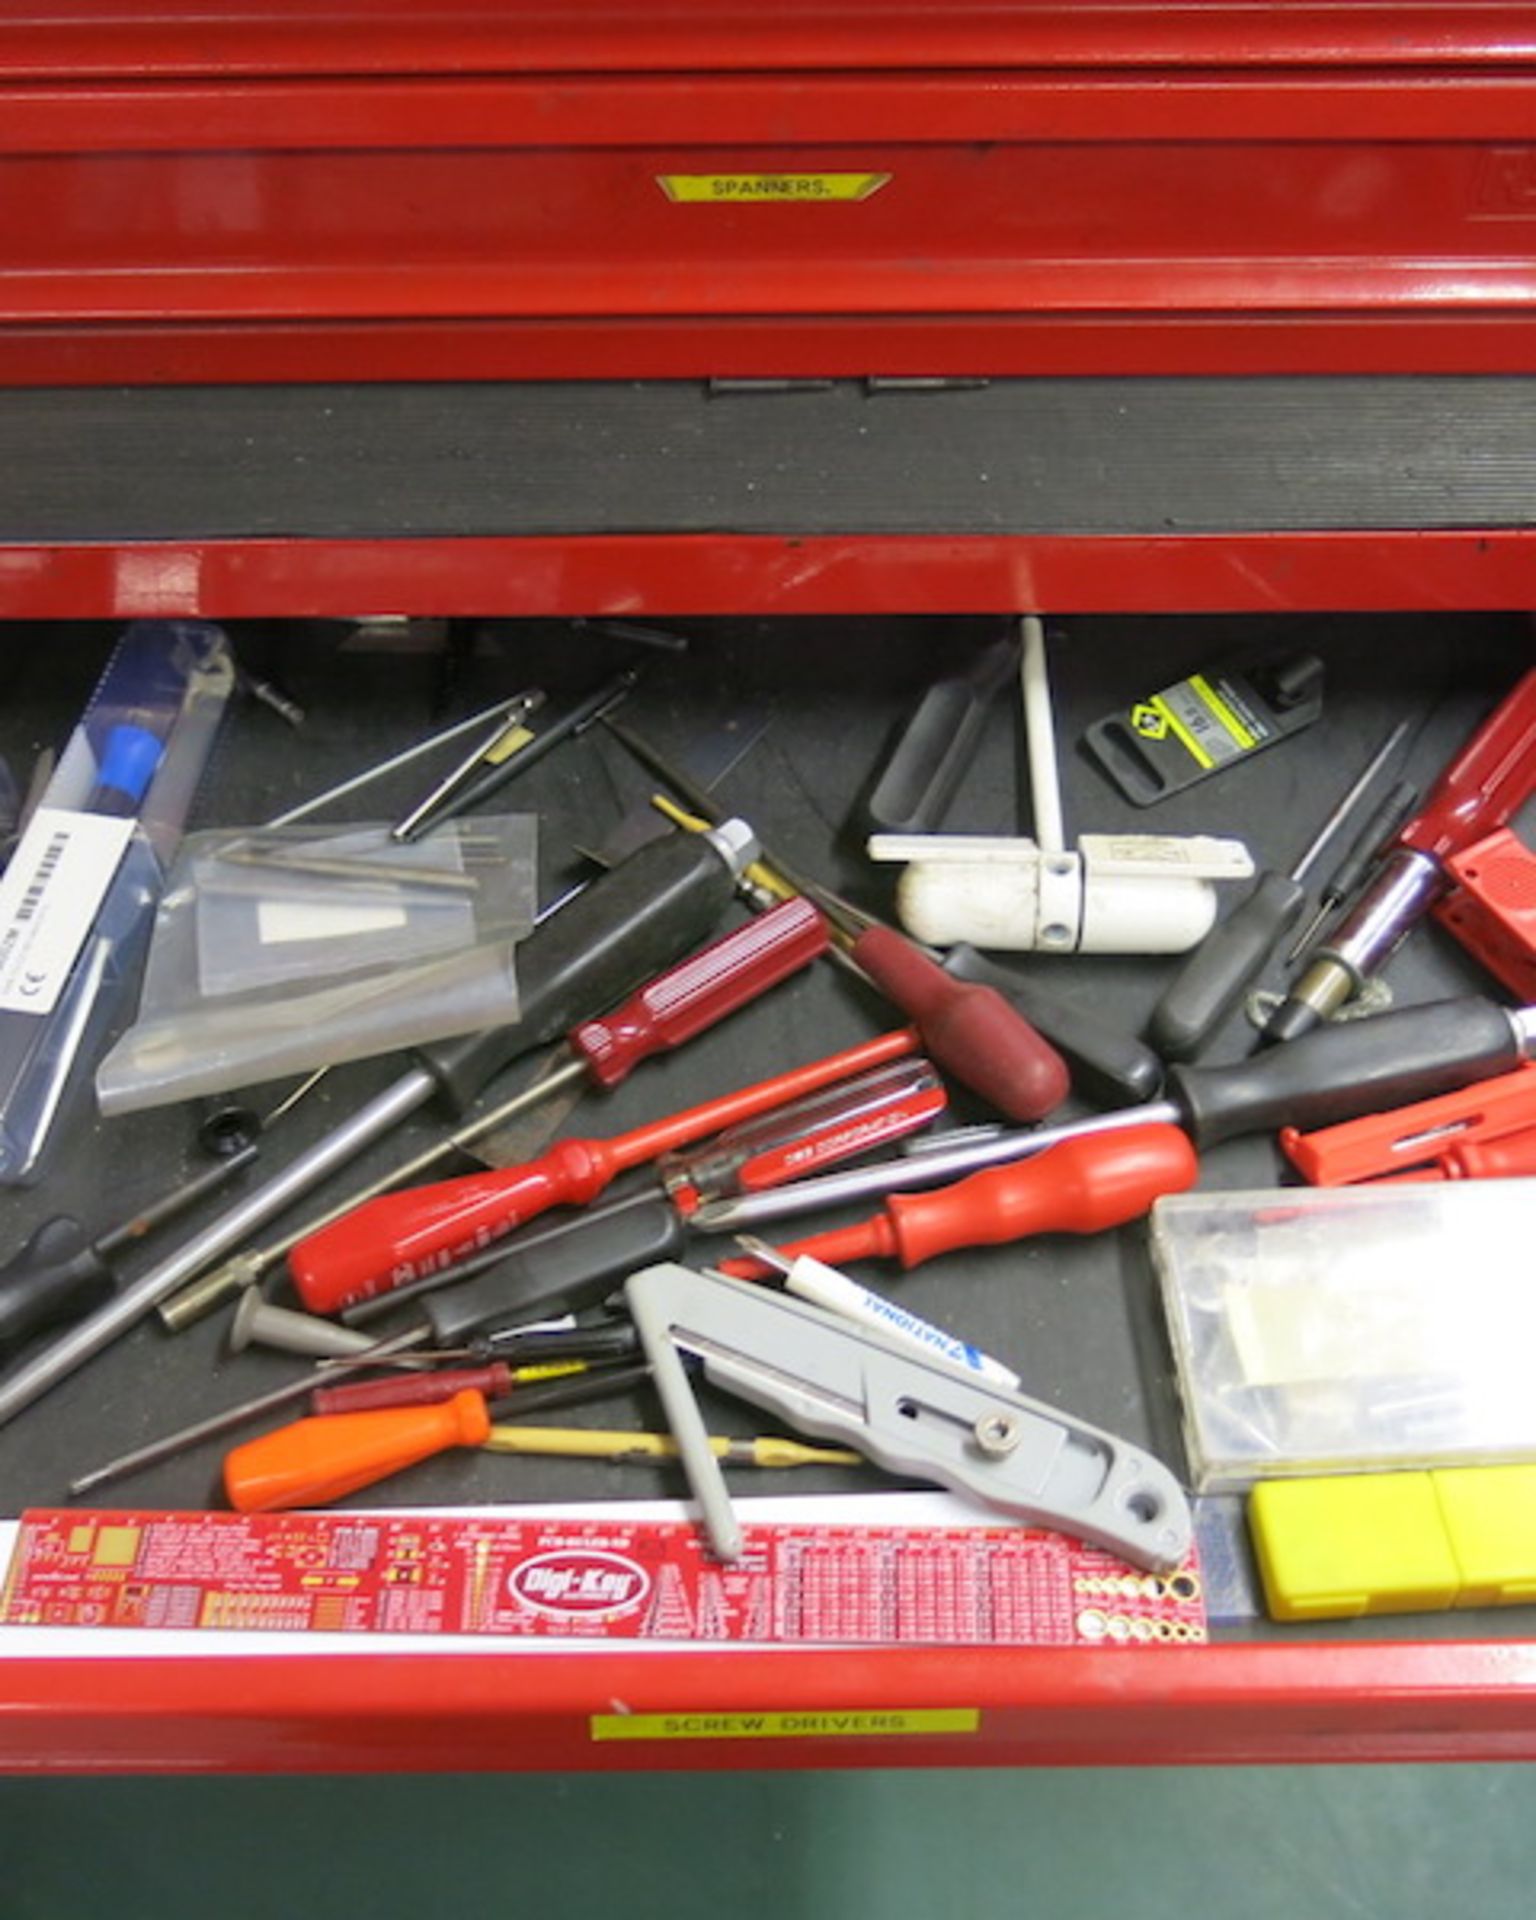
[591,1708,978,1742]
[1188,674,1258,750]
[484,724,535,766]
[657,173,891,204]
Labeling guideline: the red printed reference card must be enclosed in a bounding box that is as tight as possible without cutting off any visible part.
[1,1509,1205,1647]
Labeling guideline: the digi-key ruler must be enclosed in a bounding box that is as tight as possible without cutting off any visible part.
[1,1508,1206,1648]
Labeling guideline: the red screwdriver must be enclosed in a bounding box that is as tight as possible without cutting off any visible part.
[289,1027,923,1313]
[717,1124,1199,1278]
[162,894,831,1330]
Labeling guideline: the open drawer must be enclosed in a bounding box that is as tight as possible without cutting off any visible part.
[0,595,1532,1772]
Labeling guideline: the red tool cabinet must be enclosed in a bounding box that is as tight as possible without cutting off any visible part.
[2,0,1536,1770]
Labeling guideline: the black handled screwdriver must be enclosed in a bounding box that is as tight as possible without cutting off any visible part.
[0,820,753,1430]
[1147,724,1410,1061]
[1284,777,1420,965]
[0,1147,256,1356]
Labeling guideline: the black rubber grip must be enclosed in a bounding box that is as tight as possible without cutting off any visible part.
[944,944,1163,1106]
[425,1195,688,1344]
[419,829,738,1113]
[1171,995,1522,1148]
[1148,872,1306,1062]
[0,1218,116,1356]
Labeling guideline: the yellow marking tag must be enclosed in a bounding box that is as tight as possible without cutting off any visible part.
[657,173,891,204]
[1130,702,1168,741]
[484,724,535,766]
[591,1708,978,1742]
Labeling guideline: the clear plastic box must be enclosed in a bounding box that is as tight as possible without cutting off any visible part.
[1152,1181,1536,1492]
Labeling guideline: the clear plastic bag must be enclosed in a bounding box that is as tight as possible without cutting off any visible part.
[95,815,536,1113]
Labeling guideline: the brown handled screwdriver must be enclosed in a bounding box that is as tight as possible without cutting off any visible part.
[604,722,1072,1122]
[718,1123,1198,1276]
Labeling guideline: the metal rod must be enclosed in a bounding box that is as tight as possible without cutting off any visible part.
[67,1328,431,1496]
[390,691,544,842]
[157,1051,585,1331]
[261,692,549,829]
[1290,719,1413,885]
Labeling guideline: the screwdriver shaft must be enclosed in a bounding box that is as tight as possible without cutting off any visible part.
[483,1426,862,1467]
[1289,721,1413,885]
[67,1328,432,1495]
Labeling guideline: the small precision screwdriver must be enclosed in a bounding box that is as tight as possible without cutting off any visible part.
[1147,724,1411,1061]
[483,1427,862,1468]
[1285,778,1420,964]
[70,1336,650,1497]
[228,1394,862,1512]
[395,666,640,843]
[691,996,1536,1233]
[718,1124,1198,1276]
[159,894,829,1329]
[0,1147,256,1356]
[288,1029,927,1314]
[0,820,754,1431]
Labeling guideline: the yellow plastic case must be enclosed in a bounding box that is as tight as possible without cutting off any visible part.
[1250,1467,1536,1622]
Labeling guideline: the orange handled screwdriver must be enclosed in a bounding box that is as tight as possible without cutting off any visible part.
[719,1124,1198,1277]
[226,1388,493,1512]
[289,1027,921,1314]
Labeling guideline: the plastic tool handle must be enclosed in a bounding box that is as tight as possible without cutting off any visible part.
[569,896,827,1088]
[942,945,1163,1106]
[425,1196,689,1345]
[1148,872,1307,1061]
[1445,1131,1536,1179]
[310,1364,514,1417]
[291,1028,921,1311]
[864,634,1019,834]
[851,925,1070,1121]
[725,1124,1198,1273]
[419,824,747,1113]
[292,1137,624,1312]
[224,1389,492,1512]
[1401,668,1536,860]
[1171,995,1525,1148]
[0,1219,116,1356]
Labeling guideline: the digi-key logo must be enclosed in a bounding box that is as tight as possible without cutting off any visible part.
[509,1550,652,1618]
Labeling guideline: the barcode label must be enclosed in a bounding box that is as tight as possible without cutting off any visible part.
[0,807,137,1015]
